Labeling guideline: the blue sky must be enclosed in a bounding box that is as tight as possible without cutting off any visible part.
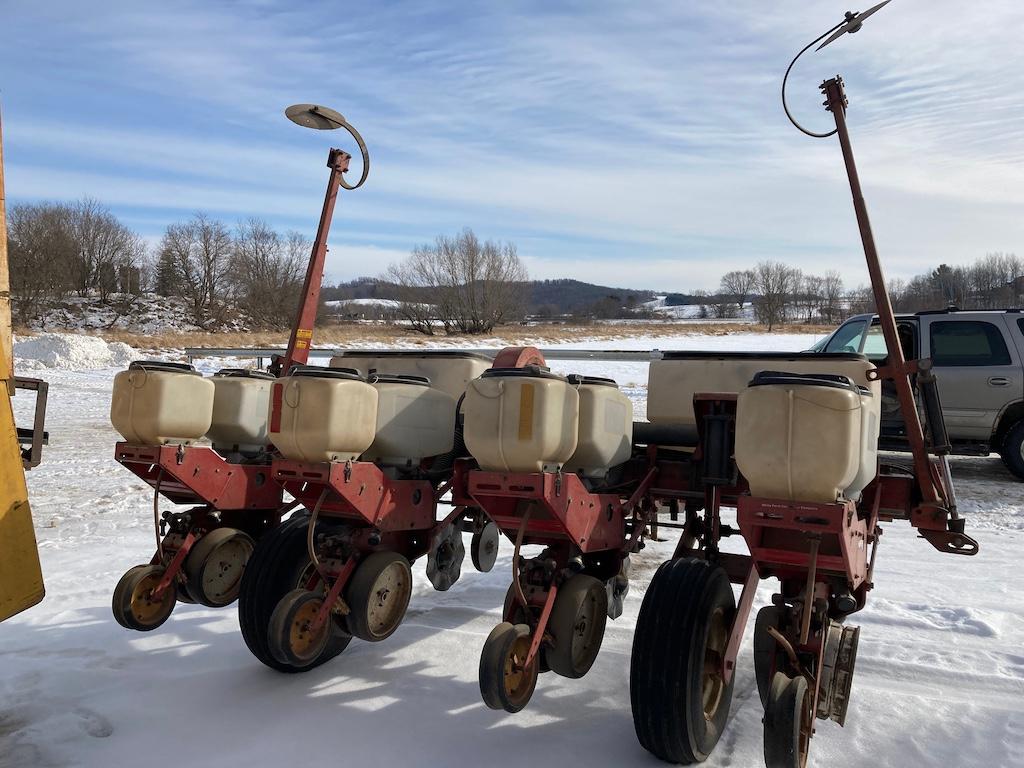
[2,0,1022,291]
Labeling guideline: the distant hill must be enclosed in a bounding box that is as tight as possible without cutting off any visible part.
[322,277,659,316]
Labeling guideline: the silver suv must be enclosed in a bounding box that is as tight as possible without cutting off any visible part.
[810,309,1024,478]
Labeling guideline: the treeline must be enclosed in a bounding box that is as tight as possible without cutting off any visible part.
[323,276,656,320]
[683,253,1022,330]
[8,201,309,328]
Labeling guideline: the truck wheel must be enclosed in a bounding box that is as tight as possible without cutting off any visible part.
[630,558,736,764]
[1001,420,1024,480]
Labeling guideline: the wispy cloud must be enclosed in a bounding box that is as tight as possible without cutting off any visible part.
[2,0,1022,290]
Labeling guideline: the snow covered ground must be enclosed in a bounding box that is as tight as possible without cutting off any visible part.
[1,332,1021,768]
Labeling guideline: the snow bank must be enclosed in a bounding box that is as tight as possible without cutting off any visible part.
[14,333,136,370]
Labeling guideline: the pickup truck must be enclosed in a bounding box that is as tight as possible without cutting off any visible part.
[809,308,1024,478]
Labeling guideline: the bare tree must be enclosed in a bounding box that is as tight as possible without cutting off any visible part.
[797,273,821,323]
[387,229,528,335]
[720,269,756,315]
[711,291,735,319]
[753,261,801,331]
[67,198,143,300]
[7,203,76,324]
[819,270,844,323]
[229,219,306,328]
[159,213,232,328]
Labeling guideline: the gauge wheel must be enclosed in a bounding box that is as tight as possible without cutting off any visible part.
[547,574,608,679]
[346,551,413,642]
[184,527,255,607]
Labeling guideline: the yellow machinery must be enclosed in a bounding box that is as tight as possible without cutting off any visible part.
[0,343,45,622]
[0,105,47,623]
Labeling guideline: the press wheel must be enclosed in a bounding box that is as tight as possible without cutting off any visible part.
[547,574,608,679]
[470,521,499,572]
[184,527,255,607]
[479,622,538,713]
[112,564,176,631]
[764,672,812,768]
[267,589,331,667]
[346,552,413,642]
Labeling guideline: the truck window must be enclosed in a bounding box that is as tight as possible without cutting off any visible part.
[824,319,867,354]
[862,325,886,358]
[929,320,1011,366]
[862,321,917,361]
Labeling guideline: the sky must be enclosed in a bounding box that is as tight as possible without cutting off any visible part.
[1,0,1022,292]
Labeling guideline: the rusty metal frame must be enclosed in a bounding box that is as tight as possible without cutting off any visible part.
[467,470,627,553]
[273,458,437,532]
[736,497,870,588]
[114,442,283,511]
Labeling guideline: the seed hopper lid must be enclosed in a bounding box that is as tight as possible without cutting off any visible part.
[128,360,200,375]
[660,351,869,362]
[749,371,862,393]
[566,374,619,388]
[369,374,431,386]
[289,365,364,381]
[214,368,275,380]
[481,365,564,381]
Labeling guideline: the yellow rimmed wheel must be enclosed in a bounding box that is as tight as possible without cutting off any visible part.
[112,564,176,631]
[346,552,413,642]
[268,589,331,667]
[479,622,539,713]
[702,604,729,720]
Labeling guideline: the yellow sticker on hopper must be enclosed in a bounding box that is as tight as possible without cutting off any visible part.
[518,383,534,441]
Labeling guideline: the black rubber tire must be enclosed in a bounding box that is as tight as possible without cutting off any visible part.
[764,673,810,768]
[754,606,785,708]
[112,565,147,629]
[470,522,499,573]
[630,557,736,764]
[112,564,176,631]
[184,527,255,608]
[1001,420,1024,480]
[547,574,608,679]
[267,589,331,668]
[479,622,538,713]
[237,515,350,673]
[346,551,413,642]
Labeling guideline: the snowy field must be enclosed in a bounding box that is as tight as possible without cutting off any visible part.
[1,332,1022,768]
